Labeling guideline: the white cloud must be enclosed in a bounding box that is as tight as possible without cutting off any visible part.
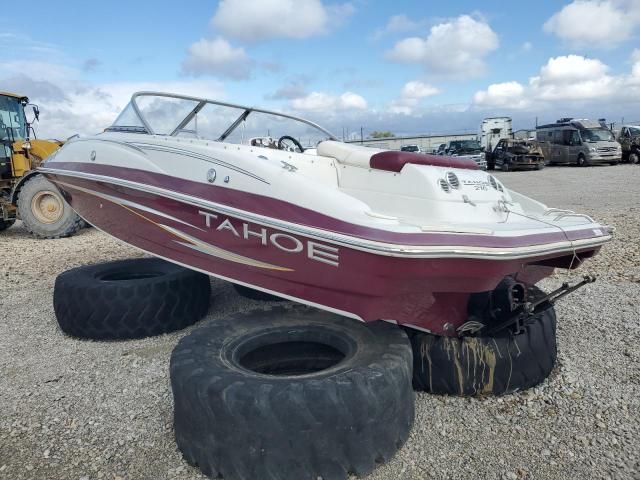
[401,81,440,99]
[529,55,614,101]
[211,0,354,42]
[544,0,640,47]
[388,81,441,115]
[472,54,640,110]
[631,49,640,79]
[536,55,609,84]
[0,60,224,139]
[386,15,499,77]
[473,81,528,108]
[339,92,367,109]
[291,91,367,112]
[181,37,252,79]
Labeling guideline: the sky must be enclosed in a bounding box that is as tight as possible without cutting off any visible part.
[1,0,640,140]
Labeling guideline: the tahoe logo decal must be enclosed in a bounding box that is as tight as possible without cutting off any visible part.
[198,210,340,267]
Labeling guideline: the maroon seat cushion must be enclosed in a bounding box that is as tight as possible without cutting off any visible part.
[369,151,478,172]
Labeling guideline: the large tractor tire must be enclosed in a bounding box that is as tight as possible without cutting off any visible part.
[170,306,414,480]
[406,291,557,396]
[16,174,83,239]
[53,258,211,340]
[0,219,15,231]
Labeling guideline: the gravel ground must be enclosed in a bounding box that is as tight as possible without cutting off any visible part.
[1,164,638,480]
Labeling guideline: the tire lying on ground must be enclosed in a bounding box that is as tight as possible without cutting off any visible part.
[170,306,414,480]
[406,291,557,396]
[232,283,287,301]
[53,258,211,340]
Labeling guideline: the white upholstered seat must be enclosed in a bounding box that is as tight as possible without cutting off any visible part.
[317,141,382,168]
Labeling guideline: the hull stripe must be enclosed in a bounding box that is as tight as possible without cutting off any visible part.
[59,181,293,271]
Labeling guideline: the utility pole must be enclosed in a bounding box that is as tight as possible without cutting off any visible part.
[360,126,363,144]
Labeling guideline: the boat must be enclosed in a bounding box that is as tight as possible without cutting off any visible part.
[40,92,611,335]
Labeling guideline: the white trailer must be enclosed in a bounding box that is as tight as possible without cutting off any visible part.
[480,117,512,152]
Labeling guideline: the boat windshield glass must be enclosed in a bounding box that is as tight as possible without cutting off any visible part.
[109,92,336,147]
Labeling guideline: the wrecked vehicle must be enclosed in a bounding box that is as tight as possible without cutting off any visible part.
[617,125,640,164]
[487,138,545,171]
[441,139,487,169]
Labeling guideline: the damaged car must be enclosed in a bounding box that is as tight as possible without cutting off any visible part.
[617,125,640,164]
[487,138,545,171]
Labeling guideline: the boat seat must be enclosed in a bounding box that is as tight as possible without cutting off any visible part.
[369,151,478,172]
[317,140,478,172]
[317,140,380,168]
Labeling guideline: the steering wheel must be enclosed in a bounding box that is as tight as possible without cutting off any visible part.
[278,135,304,153]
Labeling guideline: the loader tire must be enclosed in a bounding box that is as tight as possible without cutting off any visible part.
[53,258,211,340]
[17,175,83,239]
[170,306,414,480]
[406,290,557,396]
[0,219,15,231]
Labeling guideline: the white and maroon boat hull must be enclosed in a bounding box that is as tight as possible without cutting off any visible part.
[40,91,611,335]
[42,159,605,335]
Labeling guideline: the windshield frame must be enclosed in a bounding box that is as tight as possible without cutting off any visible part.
[108,91,338,142]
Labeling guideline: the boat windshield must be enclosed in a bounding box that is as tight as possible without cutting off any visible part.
[109,92,337,149]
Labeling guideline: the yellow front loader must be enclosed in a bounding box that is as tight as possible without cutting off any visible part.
[0,91,83,237]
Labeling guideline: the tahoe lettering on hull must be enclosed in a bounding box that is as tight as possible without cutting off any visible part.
[198,210,339,267]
